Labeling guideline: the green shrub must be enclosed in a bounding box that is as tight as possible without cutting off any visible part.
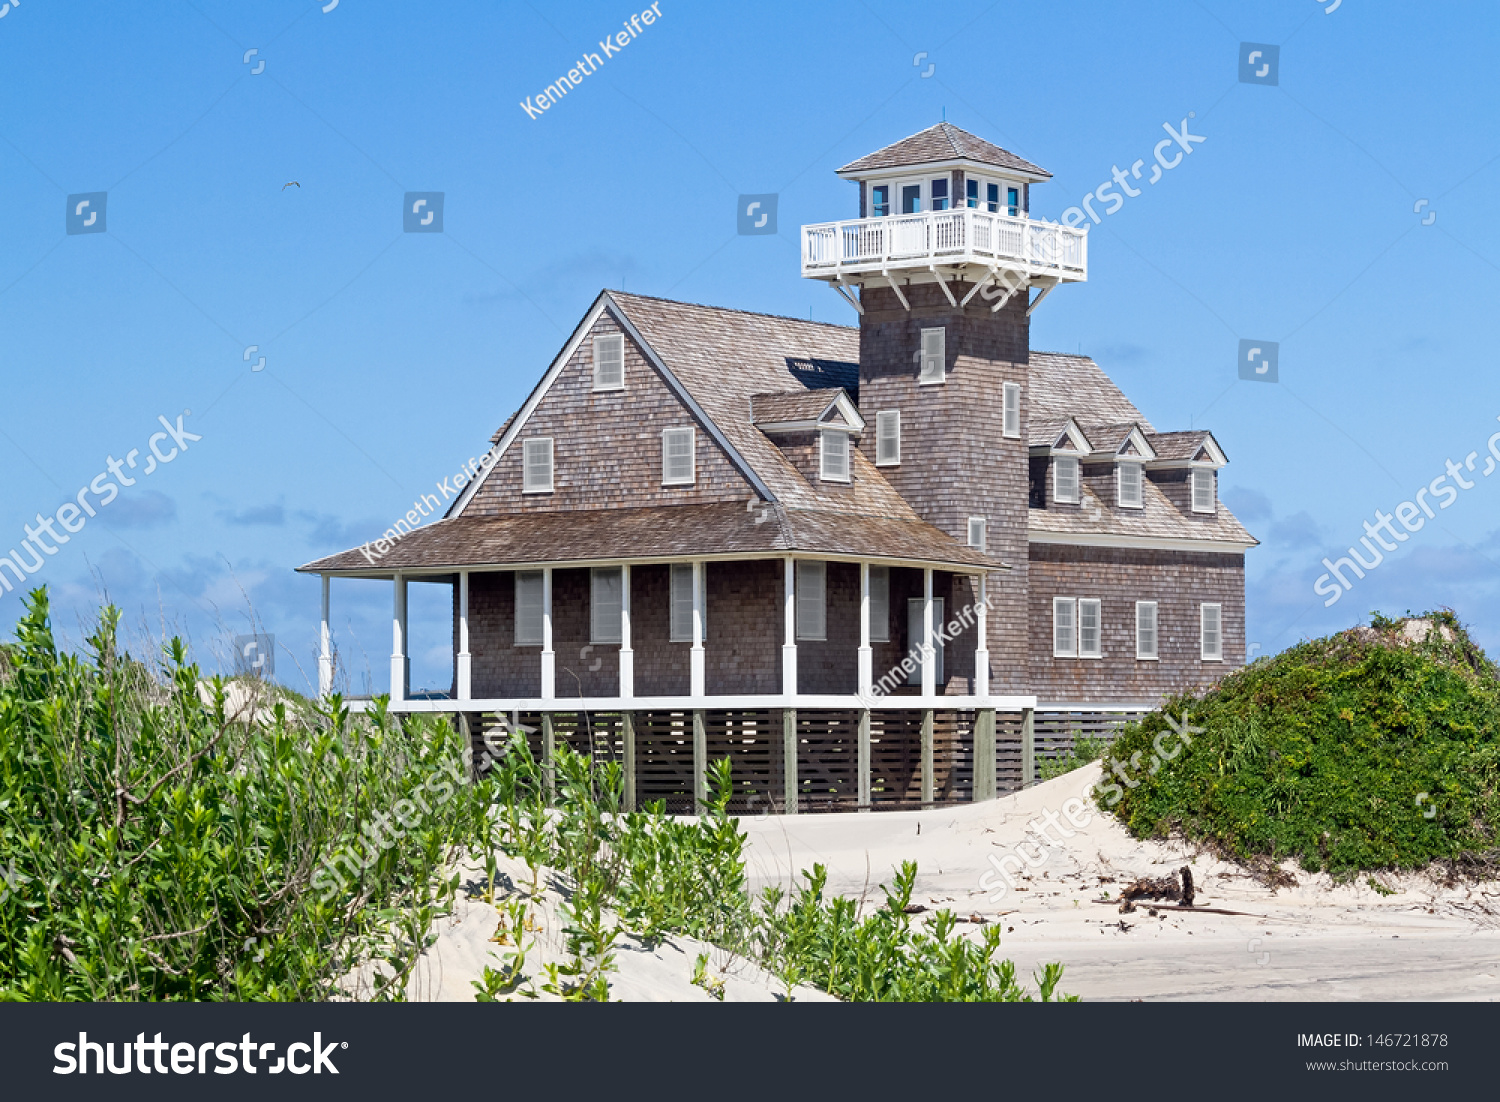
[1102,610,1500,877]
[0,589,493,1001]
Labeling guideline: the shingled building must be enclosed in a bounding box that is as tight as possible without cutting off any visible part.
[300,123,1256,813]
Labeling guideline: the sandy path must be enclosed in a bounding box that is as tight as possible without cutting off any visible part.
[738,763,1500,1001]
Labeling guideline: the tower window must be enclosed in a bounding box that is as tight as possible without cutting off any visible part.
[1054,456,1080,504]
[1191,468,1217,513]
[522,437,554,494]
[1007,187,1020,216]
[967,516,987,551]
[919,327,945,384]
[930,177,949,212]
[875,410,900,465]
[1002,382,1021,439]
[871,184,890,218]
[965,179,978,208]
[901,183,922,214]
[987,182,1000,213]
[593,333,624,390]
[1118,461,1144,509]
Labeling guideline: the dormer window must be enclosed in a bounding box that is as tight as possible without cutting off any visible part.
[1054,456,1080,504]
[1191,468,1216,513]
[919,328,945,384]
[820,430,850,482]
[593,333,624,391]
[1117,461,1144,509]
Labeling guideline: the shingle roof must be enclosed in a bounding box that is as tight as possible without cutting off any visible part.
[839,123,1051,178]
[1029,351,1154,432]
[298,503,1002,574]
[750,390,841,425]
[1146,430,1213,461]
[1081,422,1143,455]
[1029,480,1256,547]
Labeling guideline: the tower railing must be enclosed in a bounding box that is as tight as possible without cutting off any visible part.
[802,208,1087,282]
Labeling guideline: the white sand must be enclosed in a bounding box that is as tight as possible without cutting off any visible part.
[740,762,1500,1001]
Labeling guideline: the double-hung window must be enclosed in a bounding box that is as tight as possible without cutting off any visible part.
[1136,601,1159,660]
[662,426,695,485]
[875,410,900,465]
[1201,603,1223,662]
[593,333,624,390]
[967,516,987,551]
[522,438,553,494]
[1002,382,1021,438]
[1054,456,1080,504]
[1118,461,1144,509]
[1054,597,1101,658]
[820,430,850,482]
[871,184,890,218]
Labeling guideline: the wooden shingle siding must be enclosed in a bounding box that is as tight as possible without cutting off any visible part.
[1026,543,1245,702]
[856,280,1031,693]
[467,313,757,515]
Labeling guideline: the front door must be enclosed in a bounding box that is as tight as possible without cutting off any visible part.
[905,597,945,687]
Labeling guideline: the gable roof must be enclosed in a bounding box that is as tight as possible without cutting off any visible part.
[750,389,842,425]
[1029,351,1154,432]
[1147,430,1227,465]
[838,122,1052,179]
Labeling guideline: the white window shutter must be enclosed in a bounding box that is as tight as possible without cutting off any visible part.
[593,333,624,390]
[523,438,553,493]
[590,568,622,644]
[515,572,544,645]
[796,560,826,640]
[662,427,695,484]
[1201,603,1223,661]
[1053,597,1077,657]
[670,564,694,642]
[869,565,890,642]
[1002,382,1021,439]
[1192,468,1216,513]
[1136,601,1158,660]
[919,327,945,383]
[1079,598,1101,658]
[876,410,900,465]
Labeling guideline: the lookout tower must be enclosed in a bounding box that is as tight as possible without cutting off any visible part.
[801,122,1089,694]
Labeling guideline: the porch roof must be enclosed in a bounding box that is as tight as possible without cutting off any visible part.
[297,502,1005,576]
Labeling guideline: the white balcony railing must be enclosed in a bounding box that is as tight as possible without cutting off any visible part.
[801,208,1088,282]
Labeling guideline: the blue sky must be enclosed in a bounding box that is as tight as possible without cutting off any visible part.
[2,0,1499,693]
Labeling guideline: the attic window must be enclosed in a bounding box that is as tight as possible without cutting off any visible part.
[1002,382,1021,439]
[662,427,696,485]
[593,333,624,391]
[522,438,554,494]
[1117,461,1144,509]
[875,410,900,465]
[1191,468,1216,514]
[1054,456,1080,504]
[919,328,945,384]
[820,430,850,482]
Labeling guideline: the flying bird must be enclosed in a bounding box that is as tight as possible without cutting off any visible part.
[282,181,300,190]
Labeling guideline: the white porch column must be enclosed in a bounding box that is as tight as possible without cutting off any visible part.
[857,561,873,698]
[782,556,798,697]
[974,573,990,698]
[921,567,936,698]
[618,563,634,699]
[319,574,333,698]
[457,570,472,702]
[390,573,408,703]
[540,566,555,700]
[690,560,706,697]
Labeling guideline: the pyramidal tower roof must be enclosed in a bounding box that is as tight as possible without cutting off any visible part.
[837,122,1051,179]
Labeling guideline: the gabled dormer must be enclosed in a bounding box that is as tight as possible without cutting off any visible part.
[1028,417,1092,508]
[1082,423,1158,510]
[1146,430,1228,515]
[751,388,864,484]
